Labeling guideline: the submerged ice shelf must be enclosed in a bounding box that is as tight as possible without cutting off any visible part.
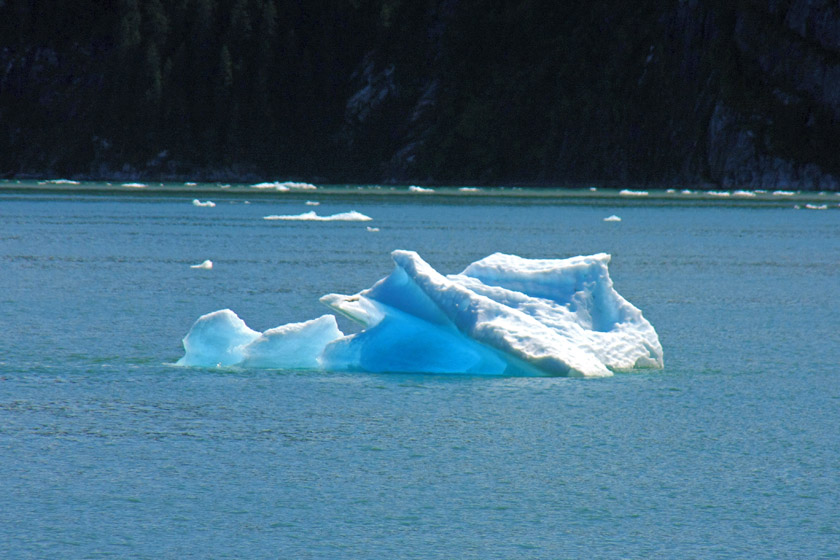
[177,251,663,377]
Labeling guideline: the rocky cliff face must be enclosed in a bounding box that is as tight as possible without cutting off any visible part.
[2,1,839,188]
[342,0,840,189]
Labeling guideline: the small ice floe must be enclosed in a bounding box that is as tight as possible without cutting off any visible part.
[122,182,147,188]
[408,185,435,193]
[263,211,372,222]
[805,204,828,210]
[619,189,648,196]
[251,181,317,191]
[459,187,480,192]
[191,260,213,270]
[48,179,80,185]
[707,191,731,197]
[192,199,216,208]
[590,187,598,192]
[773,190,796,196]
[305,200,320,206]
[184,182,198,187]
[681,189,693,194]
[666,189,676,194]
[733,190,756,197]
[366,226,380,232]
[603,215,622,222]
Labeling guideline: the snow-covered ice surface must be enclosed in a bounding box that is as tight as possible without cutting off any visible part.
[177,251,663,377]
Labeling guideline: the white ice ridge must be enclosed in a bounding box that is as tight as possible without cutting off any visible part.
[251,181,317,191]
[176,251,664,377]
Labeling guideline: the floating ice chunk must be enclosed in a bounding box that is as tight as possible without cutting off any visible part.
[251,181,317,191]
[177,309,260,367]
[409,186,435,193]
[805,204,828,210]
[366,226,380,232]
[603,215,622,222]
[177,311,343,369]
[773,190,796,196]
[192,199,216,208]
[733,190,756,197]
[48,179,80,185]
[459,187,480,192]
[707,191,731,197]
[263,211,372,222]
[190,260,213,269]
[619,189,648,196]
[185,182,198,186]
[177,251,663,377]
[681,189,693,194]
[241,316,344,369]
[122,182,147,188]
[305,201,320,206]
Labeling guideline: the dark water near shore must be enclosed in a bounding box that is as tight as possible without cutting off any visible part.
[1,185,839,558]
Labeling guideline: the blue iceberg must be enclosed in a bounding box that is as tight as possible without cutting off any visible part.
[177,251,663,377]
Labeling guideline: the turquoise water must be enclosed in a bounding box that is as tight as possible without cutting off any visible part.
[2,186,839,558]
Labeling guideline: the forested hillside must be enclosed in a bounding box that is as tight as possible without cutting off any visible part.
[1,0,839,189]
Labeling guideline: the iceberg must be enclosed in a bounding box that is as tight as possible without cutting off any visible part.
[263,211,372,222]
[176,251,663,377]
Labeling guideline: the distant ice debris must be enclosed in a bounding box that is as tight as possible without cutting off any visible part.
[190,260,213,270]
[459,187,480,192]
[805,204,828,210]
[409,186,435,193]
[681,189,693,194]
[263,211,372,222]
[604,215,622,222]
[48,179,80,185]
[185,182,198,187]
[305,201,320,206]
[366,226,380,232]
[619,189,648,196]
[773,190,796,196]
[733,190,756,197]
[192,199,216,208]
[122,182,147,188]
[707,191,731,197]
[177,251,663,377]
[251,181,317,191]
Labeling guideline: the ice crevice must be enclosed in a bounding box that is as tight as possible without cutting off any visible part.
[176,250,663,377]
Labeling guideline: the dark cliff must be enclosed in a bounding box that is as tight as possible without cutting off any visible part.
[1,0,839,189]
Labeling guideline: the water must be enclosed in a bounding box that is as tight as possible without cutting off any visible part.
[2,185,839,558]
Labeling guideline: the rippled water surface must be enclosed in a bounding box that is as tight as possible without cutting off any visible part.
[2,186,839,558]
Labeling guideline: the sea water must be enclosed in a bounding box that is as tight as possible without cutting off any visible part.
[1,184,839,558]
